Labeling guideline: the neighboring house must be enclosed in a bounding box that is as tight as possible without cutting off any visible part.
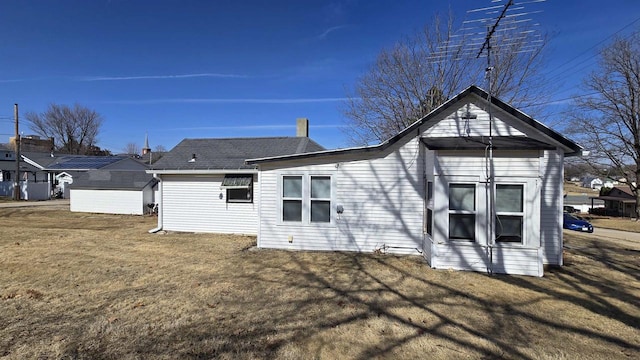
[147,125,324,235]
[564,194,604,213]
[246,85,582,277]
[581,176,603,190]
[0,147,50,200]
[70,170,157,215]
[592,186,637,217]
[40,155,149,198]
[0,148,150,200]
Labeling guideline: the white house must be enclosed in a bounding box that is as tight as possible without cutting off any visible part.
[247,86,582,277]
[147,123,324,235]
[70,170,158,215]
[582,177,603,191]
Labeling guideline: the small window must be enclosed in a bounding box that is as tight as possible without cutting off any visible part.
[227,188,252,202]
[425,181,434,237]
[222,175,253,203]
[496,184,524,243]
[283,176,302,222]
[449,184,476,241]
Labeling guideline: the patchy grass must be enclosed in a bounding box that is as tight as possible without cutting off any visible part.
[589,216,640,233]
[0,208,638,359]
[564,181,596,196]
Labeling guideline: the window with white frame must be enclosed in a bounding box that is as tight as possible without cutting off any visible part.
[310,176,331,222]
[449,183,476,241]
[281,174,332,224]
[495,184,524,243]
[282,175,303,222]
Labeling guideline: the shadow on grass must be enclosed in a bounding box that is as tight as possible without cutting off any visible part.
[7,235,638,359]
[134,248,638,359]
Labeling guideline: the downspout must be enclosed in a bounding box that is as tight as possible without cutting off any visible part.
[148,173,163,233]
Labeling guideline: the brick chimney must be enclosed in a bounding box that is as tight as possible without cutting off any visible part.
[296,118,309,137]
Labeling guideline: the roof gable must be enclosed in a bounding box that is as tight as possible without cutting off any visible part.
[610,186,634,198]
[151,137,324,171]
[247,85,582,164]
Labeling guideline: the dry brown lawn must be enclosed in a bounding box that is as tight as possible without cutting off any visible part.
[589,216,640,233]
[563,181,596,196]
[1,207,638,359]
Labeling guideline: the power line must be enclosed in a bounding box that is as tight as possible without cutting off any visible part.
[541,16,640,107]
[519,91,600,109]
[545,15,640,80]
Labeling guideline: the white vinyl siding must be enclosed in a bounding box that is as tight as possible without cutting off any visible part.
[539,149,565,265]
[258,138,424,255]
[161,174,258,235]
[70,189,149,215]
[254,91,569,277]
[423,101,526,138]
[436,150,540,178]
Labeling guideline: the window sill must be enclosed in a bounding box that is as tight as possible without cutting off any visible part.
[277,222,335,227]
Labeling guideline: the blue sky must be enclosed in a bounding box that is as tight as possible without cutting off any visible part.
[0,0,639,153]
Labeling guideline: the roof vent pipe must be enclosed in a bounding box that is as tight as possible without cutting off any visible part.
[188,153,196,162]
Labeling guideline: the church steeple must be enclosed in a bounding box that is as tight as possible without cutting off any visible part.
[142,133,151,155]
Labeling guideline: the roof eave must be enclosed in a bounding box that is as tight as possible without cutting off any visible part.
[147,169,258,175]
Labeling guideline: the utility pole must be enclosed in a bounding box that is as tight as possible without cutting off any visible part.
[13,103,20,201]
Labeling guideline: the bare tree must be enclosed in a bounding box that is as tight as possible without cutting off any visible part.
[154,145,167,152]
[342,13,548,145]
[25,104,103,154]
[569,32,640,218]
[123,142,141,156]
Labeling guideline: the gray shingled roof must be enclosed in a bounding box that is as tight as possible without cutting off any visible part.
[21,151,60,168]
[150,137,325,170]
[0,159,39,173]
[71,170,157,190]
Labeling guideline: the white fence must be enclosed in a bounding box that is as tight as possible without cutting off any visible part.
[0,181,50,201]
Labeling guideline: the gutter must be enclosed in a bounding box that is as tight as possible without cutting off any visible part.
[145,169,258,175]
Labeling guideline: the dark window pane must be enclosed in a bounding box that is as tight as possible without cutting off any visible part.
[311,176,331,198]
[449,214,475,240]
[283,176,302,198]
[496,184,523,212]
[427,209,433,236]
[227,188,252,202]
[283,200,302,221]
[449,184,475,211]
[496,215,523,243]
[311,200,330,222]
[427,181,433,201]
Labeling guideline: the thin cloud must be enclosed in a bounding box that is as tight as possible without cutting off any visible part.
[0,77,50,83]
[79,73,248,81]
[98,97,349,105]
[316,25,349,40]
[158,124,343,132]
